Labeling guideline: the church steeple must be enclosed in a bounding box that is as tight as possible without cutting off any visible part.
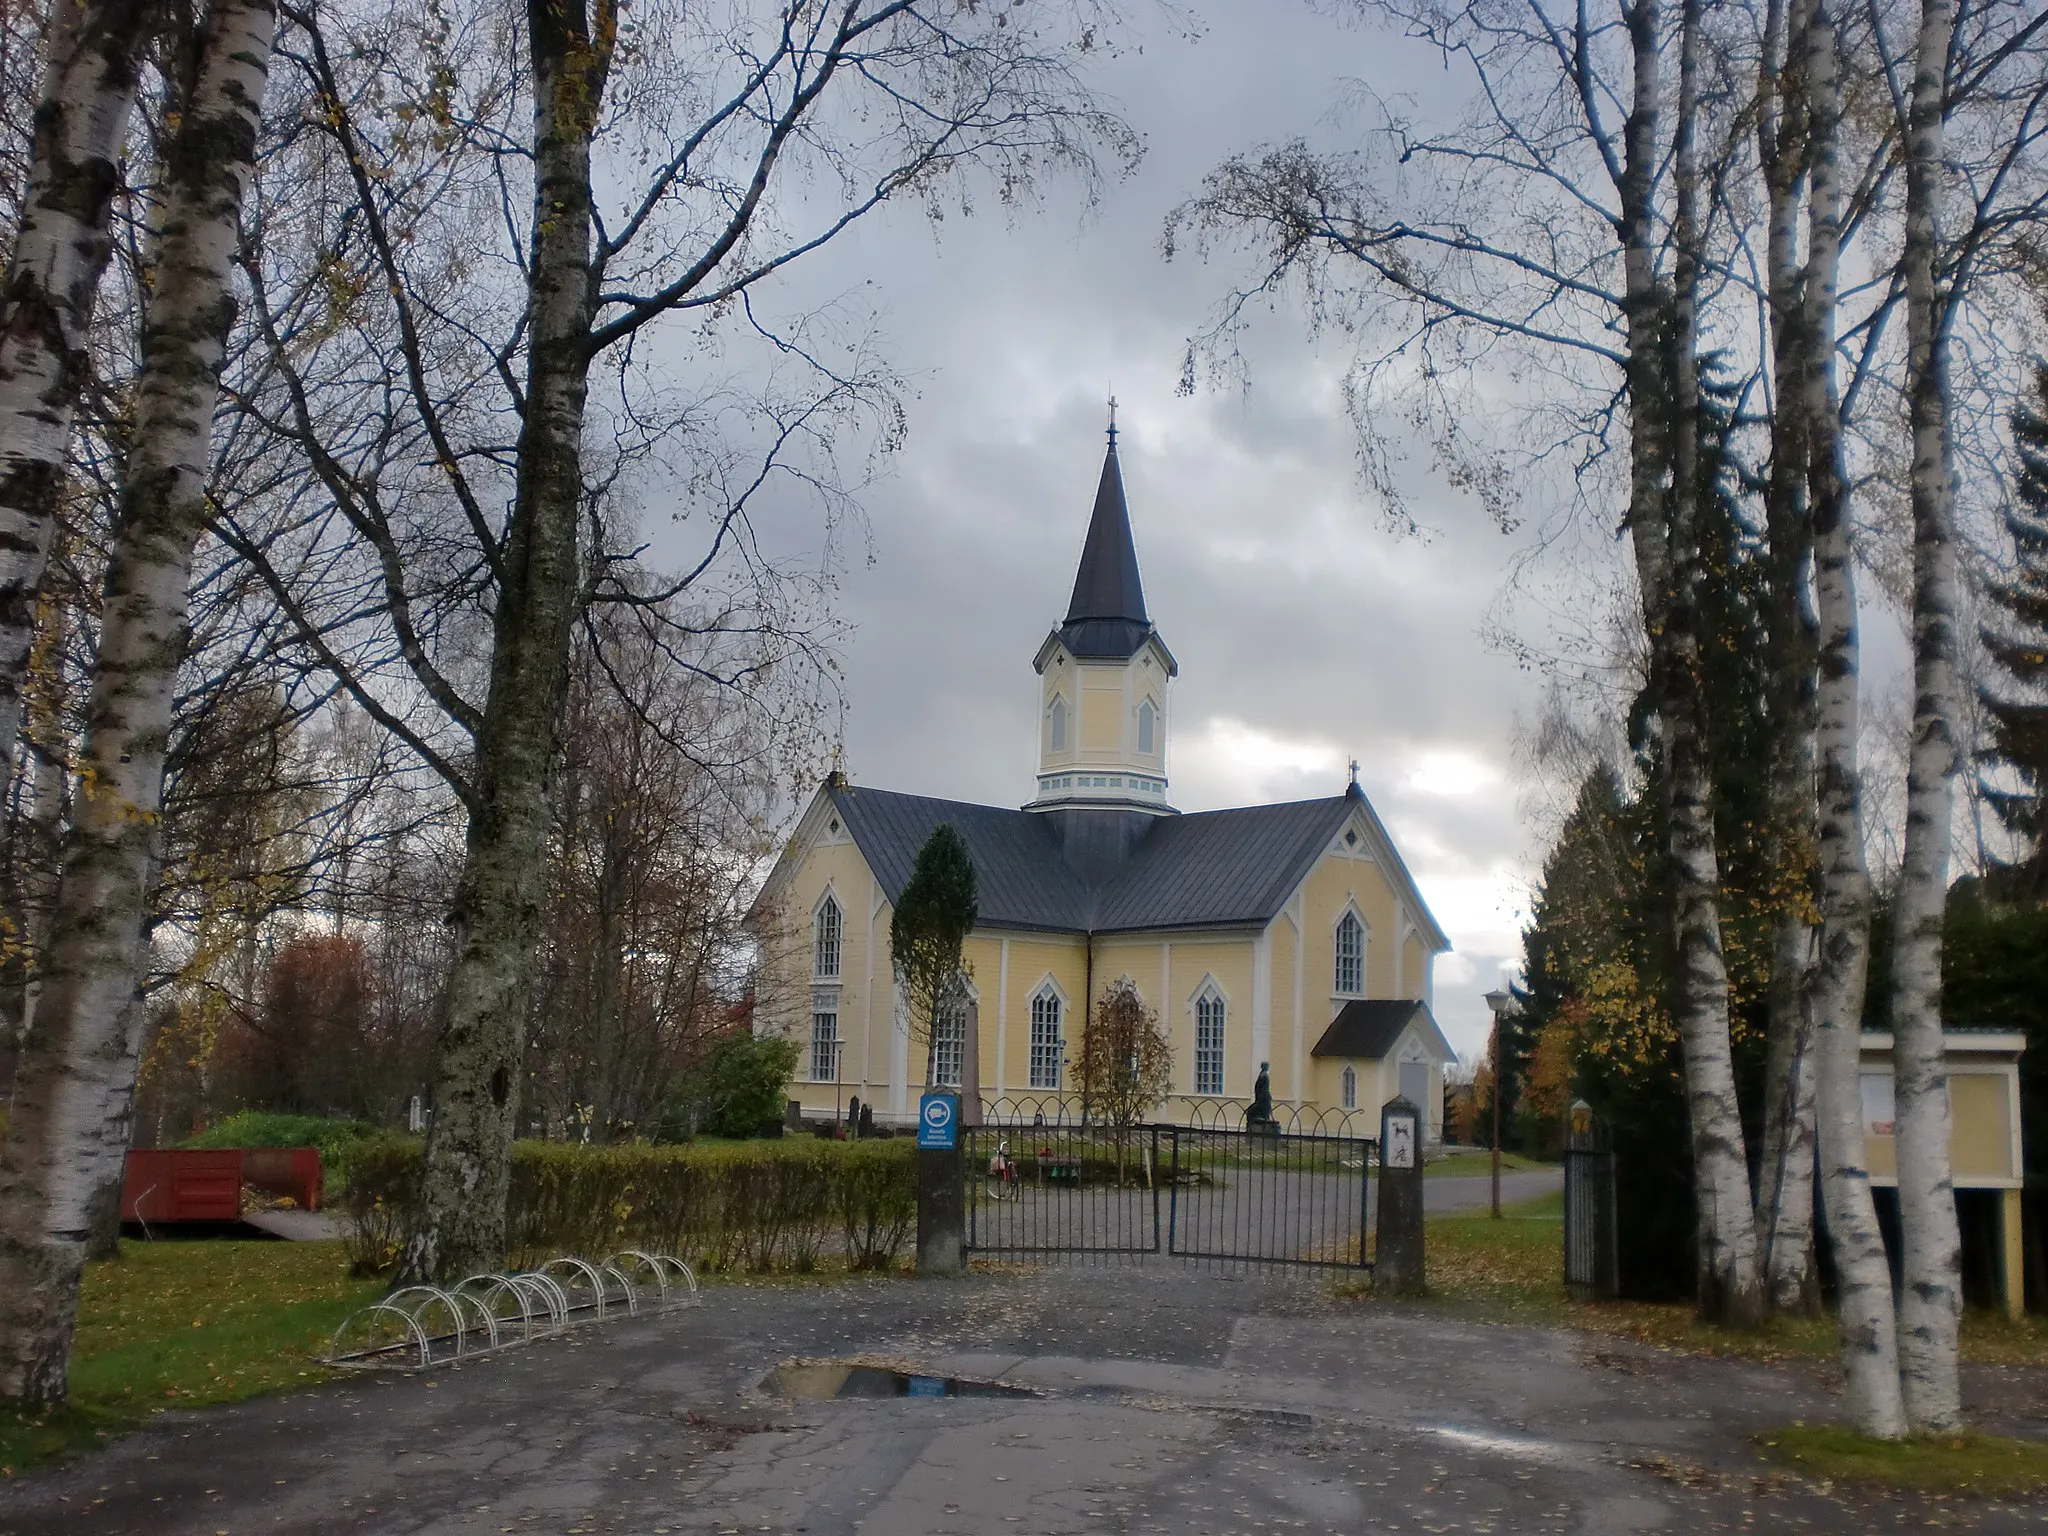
[1029,419,1178,817]
[1063,430,1149,636]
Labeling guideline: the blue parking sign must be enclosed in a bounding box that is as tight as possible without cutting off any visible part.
[917,1093,958,1149]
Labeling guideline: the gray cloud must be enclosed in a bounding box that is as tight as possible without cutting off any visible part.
[641,3,1554,1060]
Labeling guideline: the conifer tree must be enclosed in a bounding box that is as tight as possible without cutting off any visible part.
[1979,363,2048,892]
[890,825,978,1090]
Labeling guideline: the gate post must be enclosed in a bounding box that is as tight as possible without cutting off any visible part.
[916,1092,965,1276]
[1374,1096,1426,1296]
[1563,1101,1618,1301]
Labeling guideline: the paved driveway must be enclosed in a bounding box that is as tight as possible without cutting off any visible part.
[5,1249,2043,1535]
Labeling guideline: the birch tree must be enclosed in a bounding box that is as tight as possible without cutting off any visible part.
[1889,0,1966,1434]
[0,0,275,1405]
[1753,0,1822,1316]
[1169,0,1768,1322]
[0,0,154,758]
[1799,0,1907,1438]
[211,0,1130,1282]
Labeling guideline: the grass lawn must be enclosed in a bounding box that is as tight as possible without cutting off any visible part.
[1351,1193,2048,1371]
[1421,1149,1556,1179]
[1758,1424,2048,1498]
[0,1239,378,1476]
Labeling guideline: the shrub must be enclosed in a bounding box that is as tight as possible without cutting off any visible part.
[341,1135,916,1278]
[834,1140,918,1270]
[334,1134,423,1275]
[666,1032,803,1140]
[182,1111,383,1185]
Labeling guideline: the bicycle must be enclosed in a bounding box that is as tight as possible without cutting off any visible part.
[985,1139,1019,1200]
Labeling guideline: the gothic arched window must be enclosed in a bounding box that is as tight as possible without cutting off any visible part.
[814,896,842,979]
[1029,986,1064,1089]
[1136,697,1157,755]
[1194,986,1226,1096]
[1341,1065,1358,1110]
[1049,695,1068,752]
[1335,911,1365,996]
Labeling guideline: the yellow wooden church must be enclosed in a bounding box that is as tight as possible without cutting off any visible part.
[752,429,1456,1132]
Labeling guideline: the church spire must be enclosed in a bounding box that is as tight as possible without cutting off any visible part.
[1063,419,1149,634]
[1028,424,1178,818]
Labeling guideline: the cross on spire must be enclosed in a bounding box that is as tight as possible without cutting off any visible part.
[1349,758,1360,787]
[1107,391,1118,450]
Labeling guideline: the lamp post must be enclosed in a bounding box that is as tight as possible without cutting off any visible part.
[1483,986,1514,1219]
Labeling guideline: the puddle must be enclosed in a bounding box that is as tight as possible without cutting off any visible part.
[764,1360,1038,1401]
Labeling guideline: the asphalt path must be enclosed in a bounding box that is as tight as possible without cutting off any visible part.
[10,1171,2047,1536]
[1425,1168,1564,1213]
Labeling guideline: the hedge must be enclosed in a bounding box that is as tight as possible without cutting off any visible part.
[338,1136,917,1277]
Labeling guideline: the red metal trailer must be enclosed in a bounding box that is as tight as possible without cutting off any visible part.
[121,1149,244,1223]
[120,1146,324,1223]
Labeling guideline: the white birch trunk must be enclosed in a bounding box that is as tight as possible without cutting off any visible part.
[1756,0,1821,1317]
[0,0,151,759]
[0,0,274,1405]
[1663,0,1765,1326]
[1801,0,1906,1439]
[1892,0,1964,1435]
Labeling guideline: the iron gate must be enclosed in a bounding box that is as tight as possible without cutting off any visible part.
[964,1106,1375,1269]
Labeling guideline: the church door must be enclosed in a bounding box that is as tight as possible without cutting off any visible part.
[1397,1060,1430,1120]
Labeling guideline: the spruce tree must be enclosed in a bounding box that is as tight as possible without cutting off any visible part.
[1980,363,2048,892]
[890,825,979,1089]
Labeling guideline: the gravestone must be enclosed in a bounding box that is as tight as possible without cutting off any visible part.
[1374,1095,1425,1297]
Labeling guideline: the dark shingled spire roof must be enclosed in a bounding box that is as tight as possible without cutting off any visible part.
[1058,438,1155,659]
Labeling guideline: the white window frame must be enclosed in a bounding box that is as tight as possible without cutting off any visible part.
[1341,1065,1357,1110]
[813,892,843,980]
[810,1008,840,1082]
[1048,694,1069,753]
[1334,908,1366,996]
[1029,984,1065,1090]
[1193,983,1226,1096]
[1136,697,1157,755]
[931,979,971,1088]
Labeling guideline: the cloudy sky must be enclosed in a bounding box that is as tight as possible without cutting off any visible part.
[694,0,1535,1065]
[638,2,1756,1063]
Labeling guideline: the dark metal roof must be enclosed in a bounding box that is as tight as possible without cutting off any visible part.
[1312,1000,1434,1059]
[826,781,1356,935]
[1093,795,1355,932]
[1058,443,1154,660]
[827,784,1090,934]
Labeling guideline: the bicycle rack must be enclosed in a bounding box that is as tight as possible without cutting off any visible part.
[325,1249,698,1370]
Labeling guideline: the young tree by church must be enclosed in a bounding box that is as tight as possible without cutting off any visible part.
[891,825,978,1090]
[1077,978,1171,1183]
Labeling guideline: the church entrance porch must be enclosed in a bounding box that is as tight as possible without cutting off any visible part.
[964,1107,1376,1270]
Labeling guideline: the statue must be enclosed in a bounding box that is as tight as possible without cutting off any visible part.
[1247,1062,1275,1130]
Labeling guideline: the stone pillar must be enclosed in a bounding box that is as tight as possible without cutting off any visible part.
[1374,1095,1425,1297]
[916,1092,965,1276]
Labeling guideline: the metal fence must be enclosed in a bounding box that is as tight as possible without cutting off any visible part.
[1160,1125,1374,1268]
[964,1102,1374,1269]
[966,1121,1164,1256]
